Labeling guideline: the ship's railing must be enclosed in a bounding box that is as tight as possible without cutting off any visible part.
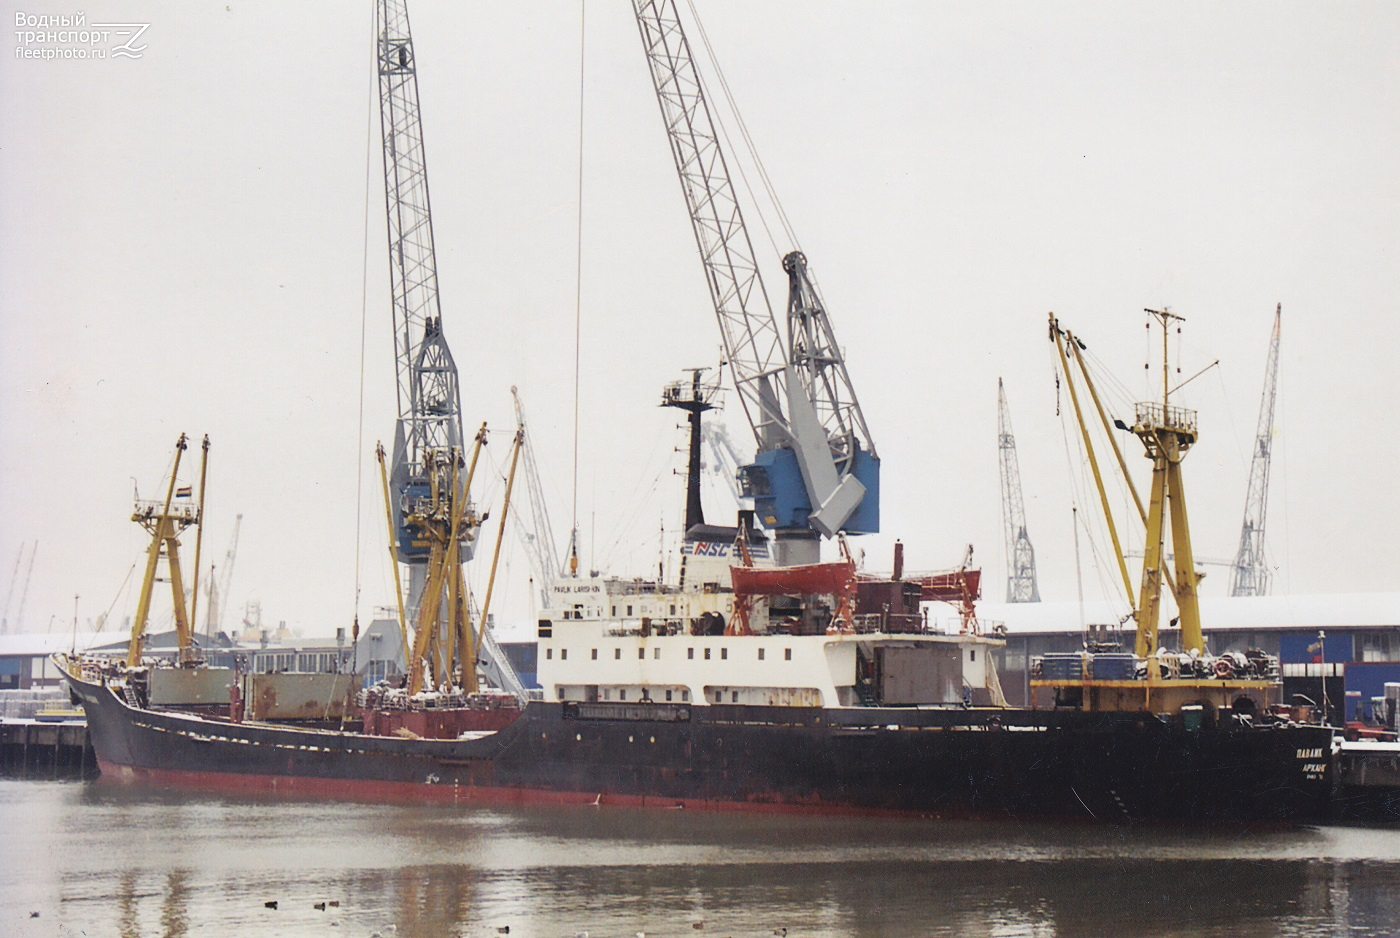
[1032,649,1279,682]
[601,577,679,597]
[132,498,199,523]
[605,617,690,637]
[1134,401,1197,435]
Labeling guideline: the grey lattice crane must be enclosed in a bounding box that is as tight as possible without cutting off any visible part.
[998,379,1040,602]
[374,0,524,697]
[632,0,878,564]
[377,0,470,569]
[1230,305,1282,597]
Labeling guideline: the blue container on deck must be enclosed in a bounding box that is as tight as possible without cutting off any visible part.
[1040,653,1085,680]
[1090,653,1137,681]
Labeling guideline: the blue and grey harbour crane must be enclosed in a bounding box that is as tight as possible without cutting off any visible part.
[633,0,879,565]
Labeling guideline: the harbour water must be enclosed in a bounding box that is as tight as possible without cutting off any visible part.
[2,779,1398,938]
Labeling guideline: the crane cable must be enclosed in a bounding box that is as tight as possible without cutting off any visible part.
[569,0,587,575]
[351,0,379,668]
[684,0,798,256]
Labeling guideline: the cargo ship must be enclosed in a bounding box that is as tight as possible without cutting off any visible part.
[57,304,1342,823]
[58,514,1336,822]
[57,1,1337,823]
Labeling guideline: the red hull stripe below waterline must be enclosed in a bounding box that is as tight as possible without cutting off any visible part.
[94,759,945,819]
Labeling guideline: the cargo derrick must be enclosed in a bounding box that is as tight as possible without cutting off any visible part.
[632,0,878,566]
[126,434,209,668]
[1042,312,1281,718]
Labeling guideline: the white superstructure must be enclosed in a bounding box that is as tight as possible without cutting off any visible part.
[536,573,1005,710]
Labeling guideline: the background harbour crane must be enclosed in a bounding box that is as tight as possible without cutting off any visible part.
[203,513,241,642]
[1231,304,1282,597]
[510,385,564,611]
[997,379,1040,602]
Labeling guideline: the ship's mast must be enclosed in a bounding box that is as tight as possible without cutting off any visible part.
[661,368,718,534]
[1132,309,1204,657]
[126,434,208,667]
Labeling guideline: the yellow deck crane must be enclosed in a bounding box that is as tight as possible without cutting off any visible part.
[126,434,209,668]
[1041,313,1278,716]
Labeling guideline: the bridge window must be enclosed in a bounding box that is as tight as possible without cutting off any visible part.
[758,648,765,660]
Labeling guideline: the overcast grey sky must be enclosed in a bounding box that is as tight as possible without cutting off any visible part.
[2,2,1397,641]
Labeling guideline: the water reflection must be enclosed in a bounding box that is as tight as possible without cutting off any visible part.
[0,780,1396,937]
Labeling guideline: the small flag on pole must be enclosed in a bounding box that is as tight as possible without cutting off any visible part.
[176,486,193,498]
[1307,631,1325,663]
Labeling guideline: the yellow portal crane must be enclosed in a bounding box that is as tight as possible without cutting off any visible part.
[126,434,209,667]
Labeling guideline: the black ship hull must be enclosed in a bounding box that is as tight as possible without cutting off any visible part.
[65,669,1335,823]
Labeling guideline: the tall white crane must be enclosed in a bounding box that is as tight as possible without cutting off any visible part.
[1230,304,1282,597]
[511,386,563,610]
[997,379,1040,602]
[632,0,878,564]
[203,513,242,641]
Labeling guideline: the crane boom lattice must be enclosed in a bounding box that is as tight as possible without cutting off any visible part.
[632,0,879,549]
[378,0,463,483]
[1230,304,1281,597]
[997,379,1040,602]
[632,0,786,448]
